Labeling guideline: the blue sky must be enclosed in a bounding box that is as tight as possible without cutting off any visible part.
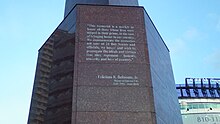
[0,0,220,123]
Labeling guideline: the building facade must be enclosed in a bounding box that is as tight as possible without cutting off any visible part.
[28,40,54,123]
[177,78,220,124]
[28,0,182,123]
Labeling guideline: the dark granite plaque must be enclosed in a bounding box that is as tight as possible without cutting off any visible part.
[76,112,148,124]
[77,63,151,86]
[72,5,155,124]
[75,6,150,88]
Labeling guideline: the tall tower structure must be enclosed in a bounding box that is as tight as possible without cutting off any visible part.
[64,0,138,17]
[28,0,183,124]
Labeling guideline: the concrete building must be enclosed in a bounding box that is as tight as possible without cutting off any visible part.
[176,78,220,124]
[28,40,53,123]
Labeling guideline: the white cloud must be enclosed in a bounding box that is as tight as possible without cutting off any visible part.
[167,38,187,56]
[207,13,220,32]
[204,50,220,70]
[183,27,199,40]
[167,27,200,56]
[217,19,220,31]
